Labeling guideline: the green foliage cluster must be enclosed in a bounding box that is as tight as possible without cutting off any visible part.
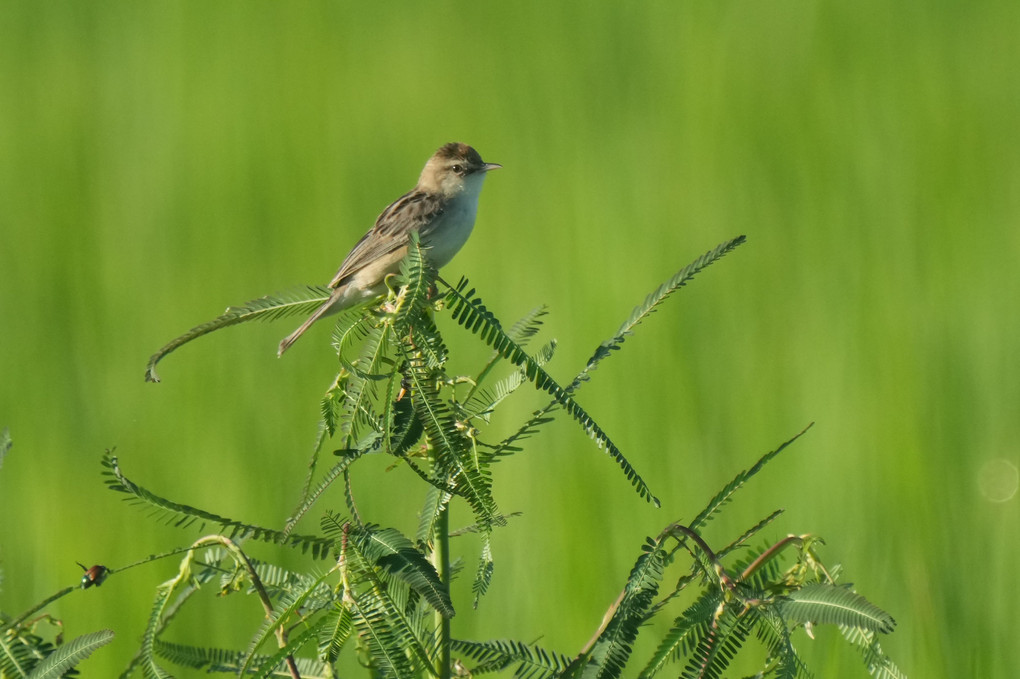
[1,238,903,678]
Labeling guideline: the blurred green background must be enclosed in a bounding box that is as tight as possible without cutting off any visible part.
[2,2,1018,676]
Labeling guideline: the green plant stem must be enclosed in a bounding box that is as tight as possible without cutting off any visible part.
[434,503,452,679]
[739,534,805,581]
[192,535,302,679]
[4,587,74,632]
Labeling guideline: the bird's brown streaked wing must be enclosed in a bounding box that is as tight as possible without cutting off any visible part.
[328,191,446,289]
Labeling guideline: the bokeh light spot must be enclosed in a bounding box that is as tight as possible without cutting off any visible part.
[977,458,1019,503]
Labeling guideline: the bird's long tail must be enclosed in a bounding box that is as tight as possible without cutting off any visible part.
[278,294,338,357]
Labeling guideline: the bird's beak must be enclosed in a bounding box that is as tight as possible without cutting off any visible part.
[482,163,502,172]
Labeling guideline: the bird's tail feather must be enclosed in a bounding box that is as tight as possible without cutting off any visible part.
[277,297,337,357]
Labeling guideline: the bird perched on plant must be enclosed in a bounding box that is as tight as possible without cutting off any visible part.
[278,142,501,356]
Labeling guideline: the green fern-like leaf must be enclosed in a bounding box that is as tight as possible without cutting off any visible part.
[138,581,178,679]
[638,591,720,678]
[490,237,746,502]
[386,372,426,458]
[444,279,659,507]
[120,552,222,679]
[332,515,440,675]
[346,521,455,618]
[344,553,434,676]
[23,629,114,679]
[500,304,549,348]
[713,509,785,565]
[781,584,896,634]
[144,285,330,382]
[319,307,385,439]
[153,639,329,678]
[471,531,494,608]
[839,626,907,679]
[282,446,368,543]
[318,602,354,665]
[335,321,395,447]
[320,370,348,438]
[251,623,326,679]
[462,340,557,421]
[0,627,35,678]
[451,637,571,679]
[688,425,812,533]
[245,561,331,606]
[577,537,671,678]
[392,233,442,341]
[101,451,333,558]
[448,512,522,538]
[152,640,248,673]
[464,305,550,402]
[569,236,745,394]
[329,304,377,356]
[679,607,752,679]
[748,607,811,679]
[238,569,336,676]
[347,590,420,678]
[415,484,452,547]
[400,335,501,535]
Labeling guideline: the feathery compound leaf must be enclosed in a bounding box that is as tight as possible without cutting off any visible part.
[320,370,350,438]
[346,591,420,678]
[101,451,333,558]
[342,535,435,677]
[839,626,907,679]
[330,305,377,356]
[638,592,720,679]
[463,340,557,421]
[416,485,452,546]
[318,603,355,665]
[387,374,426,458]
[680,608,753,679]
[491,238,747,492]
[713,508,785,564]
[285,451,367,537]
[24,629,113,679]
[336,322,395,447]
[747,608,810,679]
[121,549,222,679]
[578,538,671,678]
[153,640,244,673]
[569,236,745,393]
[465,305,550,400]
[238,569,336,676]
[444,280,659,507]
[152,639,329,678]
[451,638,571,679]
[688,424,812,533]
[0,627,34,677]
[472,531,494,608]
[400,342,501,534]
[781,584,896,634]
[144,285,330,382]
[251,623,326,679]
[348,523,455,618]
[332,517,445,675]
[392,232,440,335]
[139,581,179,679]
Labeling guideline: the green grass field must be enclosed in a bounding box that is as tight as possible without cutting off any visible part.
[2,2,1018,676]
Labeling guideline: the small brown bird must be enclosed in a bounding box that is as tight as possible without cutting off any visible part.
[278,143,500,356]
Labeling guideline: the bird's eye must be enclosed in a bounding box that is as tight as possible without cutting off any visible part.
[451,164,464,174]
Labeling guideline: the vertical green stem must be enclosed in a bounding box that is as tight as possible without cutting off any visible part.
[434,502,452,679]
